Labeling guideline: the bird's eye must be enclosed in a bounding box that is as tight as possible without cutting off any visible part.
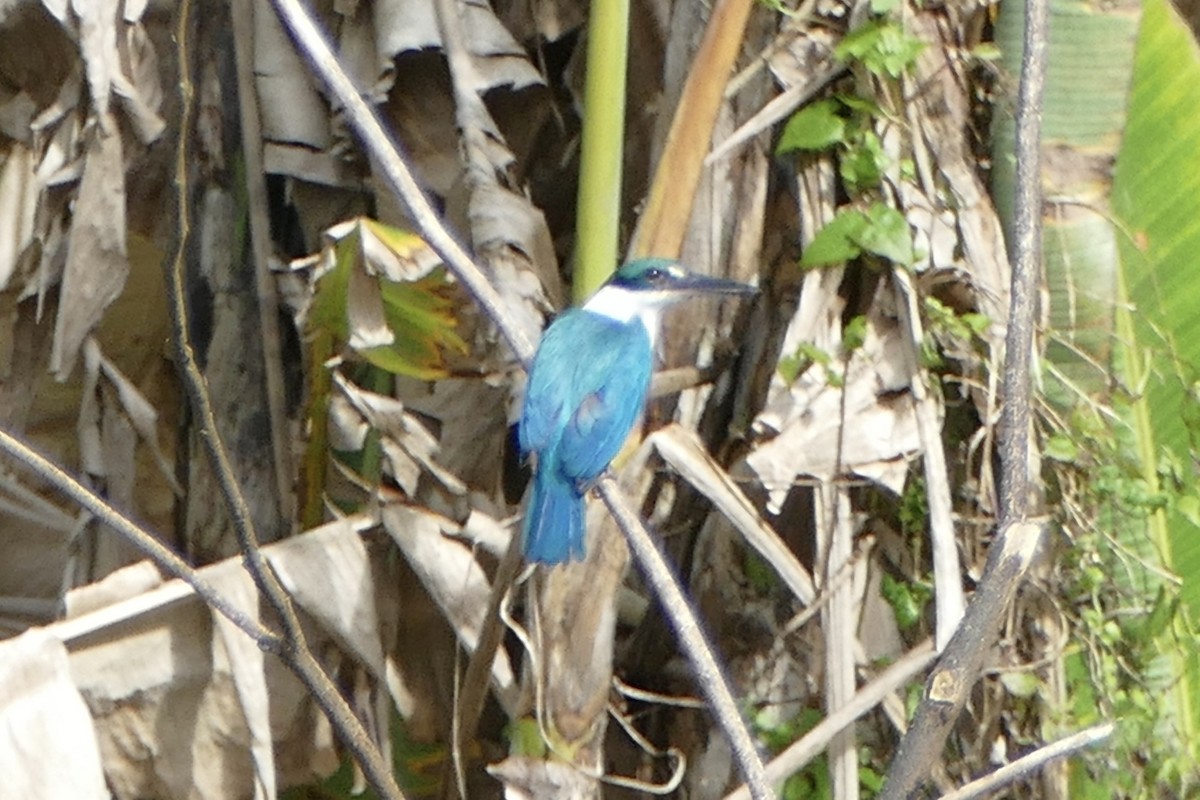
[643,268,664,281]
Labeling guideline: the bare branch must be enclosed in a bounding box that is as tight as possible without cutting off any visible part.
[267,0,535,367]
[878,0,1050,792]
[169,1,405,797]
[999,0,1050,522]
[0,427,275,648]
[725,641,938,800]
[596,477,773,800]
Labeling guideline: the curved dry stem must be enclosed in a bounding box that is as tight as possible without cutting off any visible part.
[170,1,405,797]
[937,723,1114,800]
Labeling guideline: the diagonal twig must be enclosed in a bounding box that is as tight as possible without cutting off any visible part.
[725,640,938,800]
[937,723,1114,800]
[596,478,772,799]
[0,427,275,647]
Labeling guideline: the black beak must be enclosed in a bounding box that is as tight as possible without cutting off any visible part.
[674,273,758,296]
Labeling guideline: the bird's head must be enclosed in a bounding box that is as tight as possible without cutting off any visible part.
[581,257,757,339]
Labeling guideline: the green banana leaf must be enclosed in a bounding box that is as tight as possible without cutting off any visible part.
[994,0,1200,787]
[1112,0,1200,768]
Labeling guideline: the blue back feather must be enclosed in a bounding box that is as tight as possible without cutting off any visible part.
[518,310,653,562]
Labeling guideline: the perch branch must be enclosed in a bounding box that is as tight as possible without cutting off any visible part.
[267,0,773,796]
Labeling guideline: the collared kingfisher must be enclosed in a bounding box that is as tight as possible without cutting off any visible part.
[518,257,757,563]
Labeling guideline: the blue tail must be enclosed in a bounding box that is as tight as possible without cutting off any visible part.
[523,470,585,563]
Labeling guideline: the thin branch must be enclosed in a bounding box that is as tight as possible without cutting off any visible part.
[170,0,297,647]
[267,0,535,367]
[171,2,404,798]
[267,1,774,797]
[818,484,858,799]
[892,269,965,650]
[0,427,277,648]
[998,0,1050,523]
[937,723,1114,800]
[878,0,1050,793]
[881,520,1048,798]
[724,640,938,800]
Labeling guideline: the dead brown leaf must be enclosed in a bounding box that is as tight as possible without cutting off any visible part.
[51,117,128,379]
[0,629,109,800]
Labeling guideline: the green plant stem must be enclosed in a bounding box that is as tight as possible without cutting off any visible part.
[1115,263,1198,749]
[359,365,391,486]
[573,0,630,301]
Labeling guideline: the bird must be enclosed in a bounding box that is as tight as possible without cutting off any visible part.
[517,257,757,564]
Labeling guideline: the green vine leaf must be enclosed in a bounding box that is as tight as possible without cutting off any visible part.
[800,208,871,267]
[800,203,915,268]
[835,19,925,78]
[776,99,847,154]
[857,203,915,265]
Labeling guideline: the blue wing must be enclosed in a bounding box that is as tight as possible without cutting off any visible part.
[555,315,652,481]
[519,310,652,483]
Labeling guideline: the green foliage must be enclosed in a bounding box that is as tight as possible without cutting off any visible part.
[858,761,885,795]
[756,0,808,19]
[898,474,928,540]
[918,297,990,369]
[754,709,831,799]
[880,573,931,630]
[754,704,892,798]
[843,315,869,353]
[309,218,468,379]
[1049,394,1199,795]
[835,19,925,79]
[799,203,915,269]
[780,12,922,273]
[284,708,444,799]
[300,218,469,527]
[1044,432,1080,463]
[744,548,780,595]
[776,99,847,154]
[506,718,548,758]
[998,670,1042,699]
[778,341,833,384]
[839,129,889,193]
[775,96,894,196]
[921,297,989,343]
